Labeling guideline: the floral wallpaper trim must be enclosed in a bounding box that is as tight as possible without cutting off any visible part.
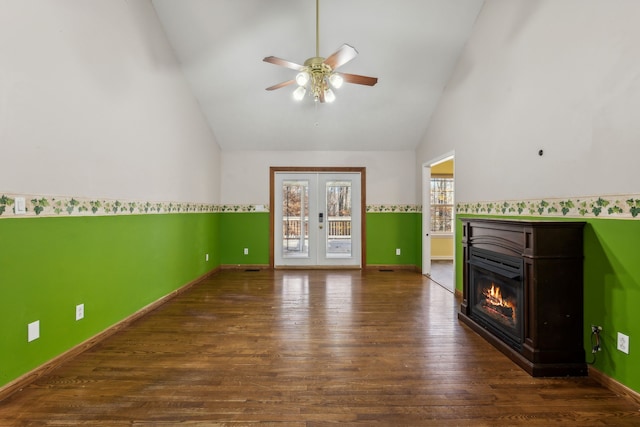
[366,205,420,213]
[219,205,270,213]
[9,192,638,219]
[456,194,640,219]
[0,193,271,219]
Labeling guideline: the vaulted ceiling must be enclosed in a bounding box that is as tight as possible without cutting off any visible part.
[151,0,484,151]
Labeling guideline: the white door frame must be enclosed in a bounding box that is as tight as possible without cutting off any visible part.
[270,167,366,269]
[422,164,432,277]
[422,152,455,285]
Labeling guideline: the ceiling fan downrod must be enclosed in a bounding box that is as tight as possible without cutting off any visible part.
[315,0,320,58]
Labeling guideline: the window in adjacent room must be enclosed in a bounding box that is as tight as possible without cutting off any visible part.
[430,175,454,233]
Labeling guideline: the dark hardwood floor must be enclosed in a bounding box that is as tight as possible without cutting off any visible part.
[1,269,638,426]
[427,260,454,293]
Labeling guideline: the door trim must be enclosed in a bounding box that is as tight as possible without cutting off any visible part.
[422,152,455,292]
[422,164,432,277]
[270,166,366,269]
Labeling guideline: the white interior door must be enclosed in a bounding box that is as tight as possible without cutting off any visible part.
[275,172,361,267]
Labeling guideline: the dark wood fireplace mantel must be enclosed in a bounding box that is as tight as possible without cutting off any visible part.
[458,218,587,377]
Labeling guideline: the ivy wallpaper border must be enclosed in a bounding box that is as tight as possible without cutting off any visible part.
[366,204,420,213]
[0,193,273,218]
[0,196,424,218]
[5,192,640,219]
[457,194,640,219]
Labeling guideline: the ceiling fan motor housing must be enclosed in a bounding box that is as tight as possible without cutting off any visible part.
[302,57,332,100]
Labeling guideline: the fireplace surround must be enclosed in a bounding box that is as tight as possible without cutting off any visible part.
[458,218,586,377]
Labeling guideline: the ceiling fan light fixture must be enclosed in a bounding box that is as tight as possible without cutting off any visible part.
[329,73,343,89]
[324,88,336,103]
[293,86,306,101]
[263,0,377,104]
[296,71,310,86]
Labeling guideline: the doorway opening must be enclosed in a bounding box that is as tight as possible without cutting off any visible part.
[270,167,366,268]
[422,153,455,292]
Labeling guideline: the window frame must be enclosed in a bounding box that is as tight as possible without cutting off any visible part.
[429,174,454,235]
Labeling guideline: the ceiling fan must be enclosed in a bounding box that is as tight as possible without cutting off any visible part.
[263,0,378,103]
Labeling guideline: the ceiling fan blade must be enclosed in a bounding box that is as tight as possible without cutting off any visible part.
[266,80,296,91]
[263,56,305,71]
[339,72,378,86]
[324,44,358,70]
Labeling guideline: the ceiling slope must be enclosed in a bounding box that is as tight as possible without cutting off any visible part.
[152,0,484,151]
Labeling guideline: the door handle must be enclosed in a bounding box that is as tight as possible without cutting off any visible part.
[319,212,324,229]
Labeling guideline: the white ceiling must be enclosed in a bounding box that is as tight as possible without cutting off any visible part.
[151,0,484,151]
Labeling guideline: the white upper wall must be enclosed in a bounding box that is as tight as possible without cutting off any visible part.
[0,0,221,203]
[416,0,640,202]
[221,151,416,205]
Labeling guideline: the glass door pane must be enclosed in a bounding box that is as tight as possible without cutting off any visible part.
[325,180,352,258]
[282,179,309,258]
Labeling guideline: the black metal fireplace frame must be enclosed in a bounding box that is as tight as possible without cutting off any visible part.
[468,247,524,350]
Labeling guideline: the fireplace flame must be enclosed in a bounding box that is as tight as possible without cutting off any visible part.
[482,283,516,320]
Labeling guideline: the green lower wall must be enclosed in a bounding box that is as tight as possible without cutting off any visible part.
[0,213,219,386]
[584,219,640,391]
[366,212,421,267]
[219,212,270,265]
[216,212,422,268]
[456,215,640,393]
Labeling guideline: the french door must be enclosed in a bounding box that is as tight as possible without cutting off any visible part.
[273,171,362,267]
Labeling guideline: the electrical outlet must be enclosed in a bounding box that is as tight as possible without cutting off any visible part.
[396,248,401,256]
[28,320,40,342]
[205,253,209,262]
[76,304,84,321]
[244,248,249,255]
[617,332,630,354]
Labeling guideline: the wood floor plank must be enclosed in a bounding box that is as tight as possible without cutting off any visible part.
[0,269,638,426]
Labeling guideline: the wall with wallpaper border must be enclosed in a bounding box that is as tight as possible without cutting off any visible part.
[7,191,640,220]
[0,193,244,217]
[0,193,428,218]
[457,194,640,219]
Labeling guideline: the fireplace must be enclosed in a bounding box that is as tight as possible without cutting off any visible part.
[468,248,523,350]
[458,219,587,377]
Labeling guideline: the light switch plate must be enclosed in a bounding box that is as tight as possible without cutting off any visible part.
[15,197,26,214]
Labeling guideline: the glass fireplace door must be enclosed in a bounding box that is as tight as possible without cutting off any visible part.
[468,248,524,349]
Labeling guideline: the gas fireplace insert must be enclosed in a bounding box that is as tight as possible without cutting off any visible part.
[468,247,523,350]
